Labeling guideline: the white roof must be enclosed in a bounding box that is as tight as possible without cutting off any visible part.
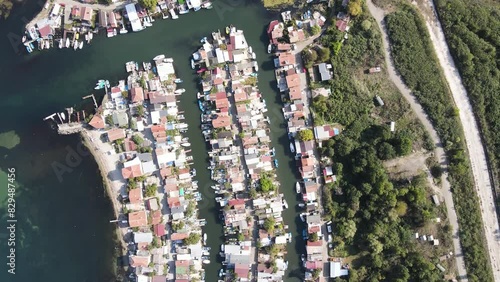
[137,275,149,282]
[151,111,160,124]
[177,253,191,260]
[156,62,175,81]
[156,151,176,165]
[275,235,287,244]
[330,261,348,278]
[126,4,143,32]
[51,3,60,16]
[142,161,157,174]
[133,232,153,243]
[124,157,141,168]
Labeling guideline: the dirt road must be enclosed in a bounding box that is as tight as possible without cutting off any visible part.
[366,1,469,280]
[422,1,500,280]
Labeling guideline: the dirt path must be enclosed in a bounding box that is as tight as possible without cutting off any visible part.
[366,1,468,280]
[420,1,500,280]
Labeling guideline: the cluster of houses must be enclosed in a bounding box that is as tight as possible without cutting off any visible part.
[193,27,291,281]
[268,10,350,280]
[88,56,209,282]
[23,0,213,53]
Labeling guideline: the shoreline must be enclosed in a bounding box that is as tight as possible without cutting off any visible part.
[79,129,128,276]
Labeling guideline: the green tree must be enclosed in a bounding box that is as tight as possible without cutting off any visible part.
[337,219,356,242]
[311,25,321,36]
[138,0,158,11]
[260,174,275,193]
[317,47,330,62]
[310,232,319,242]
[132,134,144,145]
[302,49,318,68]
[297,129,314,141]
[394,136,412,156]
[377,142,396,160]
[145,184,157,197]
[0,0,13,19]
[105,115,114,126]
[263,217,275,233]
[348,0,362,16]
[361,20,372,31]
[184,233,201,245]
[136,105,145,116]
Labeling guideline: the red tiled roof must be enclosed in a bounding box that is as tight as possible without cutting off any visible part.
[128,188,143,205]
[122,164,143,179]
[278,51,296,66]
[128,210,148,227]
[89,114,105,129]
[38,25,52,37]
[215,98,229,109]
[212,115,231,128]
[171,233,189,240]
[151,210,162,225]
[130,87,144,103]
[286,73,301,89]
[289,86,302,100]
[154,224,166,237]
[107,128,126,142]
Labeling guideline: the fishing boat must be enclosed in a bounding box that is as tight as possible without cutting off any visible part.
[296,182,301,193]
[250,73,258,77]
[164,58,174,63]
[119,27,128,34]
[85,33,89,42]
[191,168,197,176]
[174,78,183,83]
[198,100,204,111]
[283,199,288,209]
[252,52,256,59]
[169,9,178,19]
[73,41,78,50]
[174,88,186,94]
[253,61,259,72]
[29,42,34,50]
[190,59,195,69]
[105,80,110,88]
[290,142,295,153]
[203,260,210,264]
[200,36,207,43]
[202,2,212,9]
[178,4,189,14]
[181,142,191,147]
[274,159,279,168]
[26,44,33,53]
[65,38,70,48]
[162,12,168,19]
[219,269,224,277]
[298,203,305,208]
[60,112,66,121]
[178,114,185,119]
[22,35,26,43]
[88,32,93,41]
[154,54,165,61]
[181,137,189,142]
[248,46,253,53]
[267,43,272,54]
[203,233,207,243]
[79,41,83,49]
[58,39,63,49]
[113,29,118,36]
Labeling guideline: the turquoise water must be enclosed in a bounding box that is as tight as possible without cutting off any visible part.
[0,1,305,281]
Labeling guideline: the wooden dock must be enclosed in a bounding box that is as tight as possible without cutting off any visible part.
[57,122,84,135]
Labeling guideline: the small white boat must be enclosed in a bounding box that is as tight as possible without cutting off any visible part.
[119,28,128,34]
[200,36,207,43]
[88,32,93,40]
[73,41,78,50]
[252,52,256,59]
[190,59,195,69]
[254,61,259,72]
[162,12,169,19]
[154,54,165,61]
[174,78,183,83]
[113,29,117,36]
[79,41,83,49]
[298,203,305,208]
[65,38,70,48]
[202,2,212,9]
[203,259,210,264]
[181,142,191,147]
[203,233,207,242]
[60,112,66,121]
[296,182,301,193]
[267,43,272,54]
[174,88,186,94]
[85,33,89,42]
[178,114,185,119]
[248,46,253,53]
[22,35,26,43]
[290,142,295,153]
[181,137,189,142]
[164,58,174,63]
[283,199,288,209]
[58,39,63,49]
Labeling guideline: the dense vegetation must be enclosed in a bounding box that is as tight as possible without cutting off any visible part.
[386,6,493,281]
[261,0,293,9]
[323,124,442,281]
[308,2,448,280]
[435,0,500,195]
[0,0,13,19]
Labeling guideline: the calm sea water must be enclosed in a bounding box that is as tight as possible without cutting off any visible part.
[0,1,306,281]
